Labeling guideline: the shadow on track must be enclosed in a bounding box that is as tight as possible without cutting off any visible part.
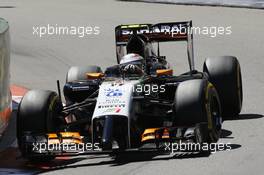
[0,6,15,8]
[35,114,264,173]
[5,113,262,174]
[37,143,241,174]
[37,152,209,173]
[220,129,233,139]
[224,113,263,121]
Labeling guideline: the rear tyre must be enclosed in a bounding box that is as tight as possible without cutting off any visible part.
[65,65,102,104]
[66,65,102,83]
[17,90,63,162]
[173,79,222,144]
[203,56,243,119]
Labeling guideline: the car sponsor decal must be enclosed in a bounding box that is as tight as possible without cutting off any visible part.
[121,24,187,35]
[93,80,138,118]
[105,88,123,97]
[103,107,121,113]
[98,104,125,109]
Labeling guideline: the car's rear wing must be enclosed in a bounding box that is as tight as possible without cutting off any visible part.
[115,21,195,71]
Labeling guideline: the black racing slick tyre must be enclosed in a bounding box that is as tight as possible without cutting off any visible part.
[173,79,222,143]
[66,65,102,83]
[203,56,243,119]
[17,90,63,162]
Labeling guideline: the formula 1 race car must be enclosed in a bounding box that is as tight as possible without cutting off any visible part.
[17,21,243,161]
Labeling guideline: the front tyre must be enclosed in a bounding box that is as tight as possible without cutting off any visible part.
[17,90,63,162]
[173,79,222,143]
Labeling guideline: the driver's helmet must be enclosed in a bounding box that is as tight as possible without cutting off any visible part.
[120,53,145,72]
[120,53,143,64]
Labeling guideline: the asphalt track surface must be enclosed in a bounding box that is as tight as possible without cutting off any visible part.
[0,0,264,174]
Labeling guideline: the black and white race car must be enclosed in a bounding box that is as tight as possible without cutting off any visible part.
[17,21,243,161]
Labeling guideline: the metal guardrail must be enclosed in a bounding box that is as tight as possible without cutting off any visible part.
[0,18,11,137]
[120,0,264,9]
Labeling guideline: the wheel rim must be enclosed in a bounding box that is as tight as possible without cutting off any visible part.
[210,96,222,142]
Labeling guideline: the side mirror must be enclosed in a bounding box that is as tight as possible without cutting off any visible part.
[86,72,104,79]
[156,69,173,76]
